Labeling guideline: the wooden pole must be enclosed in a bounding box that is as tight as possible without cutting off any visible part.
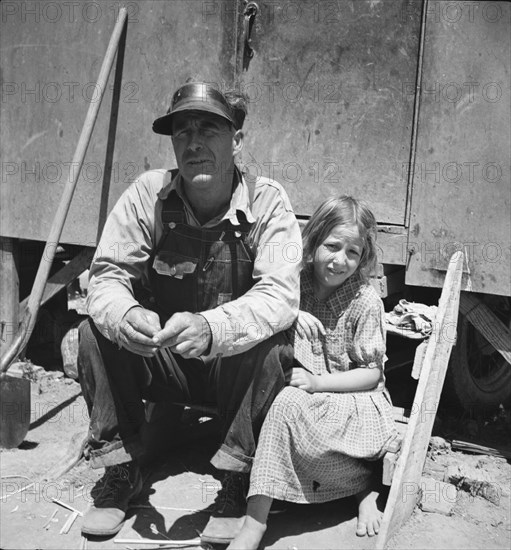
[0,237,19,357]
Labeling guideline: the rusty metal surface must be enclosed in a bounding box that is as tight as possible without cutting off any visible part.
[406,1,511,296]
[0,0,237,244]
[238,0,422,224]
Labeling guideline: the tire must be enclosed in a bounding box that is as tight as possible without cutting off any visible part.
[443,296,511,415]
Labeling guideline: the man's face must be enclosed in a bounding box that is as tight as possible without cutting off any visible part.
[171,111,241,189]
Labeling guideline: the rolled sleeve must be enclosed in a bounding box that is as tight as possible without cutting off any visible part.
[86,171,164,343]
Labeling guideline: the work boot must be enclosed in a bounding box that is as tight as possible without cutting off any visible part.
[214,471,249,517]
[201,472,249,544]
[82,461,143,536]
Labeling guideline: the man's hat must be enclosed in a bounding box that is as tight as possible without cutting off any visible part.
[152,82,236,136]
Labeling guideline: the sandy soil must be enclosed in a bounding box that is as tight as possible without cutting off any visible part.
[1,369,510,550]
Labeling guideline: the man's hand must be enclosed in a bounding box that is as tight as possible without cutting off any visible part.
[152,312,212,359]
[295,311,326,341]
[119,307,162,357]
[289,367,318,393]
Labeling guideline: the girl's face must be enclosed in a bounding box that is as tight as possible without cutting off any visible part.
[312,223,364,299]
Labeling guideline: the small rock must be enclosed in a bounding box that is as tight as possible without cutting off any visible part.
[419,476,456,515]
[8,362,44,380]
[446,463,501,505]
[429,436,450,452]
[61,323,80,379]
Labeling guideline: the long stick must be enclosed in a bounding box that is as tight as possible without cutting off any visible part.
[114,539,202,547]
[0,7,128,373]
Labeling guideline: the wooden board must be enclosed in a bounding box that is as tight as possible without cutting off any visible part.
[376,251,464,549]
[406,1,511,296]
[18,247,95,314]
[239,0,423,224]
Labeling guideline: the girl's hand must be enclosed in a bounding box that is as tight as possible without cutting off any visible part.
[295,311,326,341]
[289,367,318,393]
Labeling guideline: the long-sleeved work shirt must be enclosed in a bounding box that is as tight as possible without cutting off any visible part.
[86,168,302,358]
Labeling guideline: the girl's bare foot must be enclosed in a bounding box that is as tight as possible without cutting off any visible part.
[355,488,382,537]
[227,516,266,550]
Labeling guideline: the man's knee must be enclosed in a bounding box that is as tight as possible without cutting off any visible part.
[259,331,294,370]
[238,331,293,383]
[78,318,100,358]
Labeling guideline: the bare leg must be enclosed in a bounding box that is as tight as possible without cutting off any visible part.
[355,488,382,537]
[227,495,273,550]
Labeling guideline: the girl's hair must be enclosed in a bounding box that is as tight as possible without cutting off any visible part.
[302,195,378,280]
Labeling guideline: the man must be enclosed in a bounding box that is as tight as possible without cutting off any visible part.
[78,82,301,538]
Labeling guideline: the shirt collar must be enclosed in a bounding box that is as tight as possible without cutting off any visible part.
[301,267,365,316]
[157,166,255,226]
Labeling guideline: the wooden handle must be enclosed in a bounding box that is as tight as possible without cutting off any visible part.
[0,7,128,374]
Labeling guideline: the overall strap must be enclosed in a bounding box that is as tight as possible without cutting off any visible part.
[160,169,185,226]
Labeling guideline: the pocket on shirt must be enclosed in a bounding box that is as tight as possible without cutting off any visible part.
[152,251,198,278]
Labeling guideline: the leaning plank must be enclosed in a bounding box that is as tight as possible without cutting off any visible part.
[459,292,511,367]
[19,247,94,314]
[376,251,464,549]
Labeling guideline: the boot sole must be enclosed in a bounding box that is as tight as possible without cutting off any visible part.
[82,472,144,537]
[81,522,125,537]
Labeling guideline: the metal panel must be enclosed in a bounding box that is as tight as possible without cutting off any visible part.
[237,0,422,223]
[0,0,237,245]
[406,1,511,296]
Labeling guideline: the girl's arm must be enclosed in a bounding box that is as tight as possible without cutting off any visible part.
[290,287,386,394]
[290,366,380,394]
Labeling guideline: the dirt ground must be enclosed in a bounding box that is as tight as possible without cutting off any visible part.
[1,367,510,550]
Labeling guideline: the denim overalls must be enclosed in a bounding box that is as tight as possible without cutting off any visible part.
[149,185,255,320]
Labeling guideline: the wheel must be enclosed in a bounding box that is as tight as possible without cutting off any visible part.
[443,296,511,415]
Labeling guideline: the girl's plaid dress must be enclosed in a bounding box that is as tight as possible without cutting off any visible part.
[248,269,396,503]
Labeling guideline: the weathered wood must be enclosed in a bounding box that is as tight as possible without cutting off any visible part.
[382,451,400,487]
[383,409,409,486]
[451,439,511,460]
[0,237,19,356]
[459,293,511,367]
[392,407,411,425]
[411,340,428,380]
[376,251,464,549]
[19,247,94,315]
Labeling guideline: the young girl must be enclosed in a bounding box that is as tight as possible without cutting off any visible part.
[228,196,396,549]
